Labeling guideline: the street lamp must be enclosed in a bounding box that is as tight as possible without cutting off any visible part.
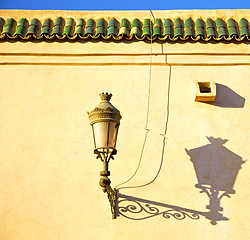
[88,92,122,218]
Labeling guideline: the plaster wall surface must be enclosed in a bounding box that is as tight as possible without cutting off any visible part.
[0,9,249,240]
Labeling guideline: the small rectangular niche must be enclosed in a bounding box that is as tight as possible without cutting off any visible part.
[194,81,216,102]
[198,82,211,93]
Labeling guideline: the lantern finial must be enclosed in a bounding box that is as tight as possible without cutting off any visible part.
[99,92,112,102]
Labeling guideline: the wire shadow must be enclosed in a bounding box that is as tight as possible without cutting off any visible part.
[185,136,246,225]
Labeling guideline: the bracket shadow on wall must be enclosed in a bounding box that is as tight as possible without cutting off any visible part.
[116,137,245,225]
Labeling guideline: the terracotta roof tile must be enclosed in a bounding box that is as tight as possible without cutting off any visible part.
[0,16,249,41]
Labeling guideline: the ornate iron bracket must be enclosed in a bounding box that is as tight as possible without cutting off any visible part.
[94,148,118,219]
[106,186,117,219]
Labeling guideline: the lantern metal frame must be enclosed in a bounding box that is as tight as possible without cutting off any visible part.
[88,92,121,219]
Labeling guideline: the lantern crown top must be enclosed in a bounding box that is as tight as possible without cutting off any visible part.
[100,92,112,102]
[88,92,122,125]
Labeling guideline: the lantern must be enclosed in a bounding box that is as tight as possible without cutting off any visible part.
[88,92,121,153]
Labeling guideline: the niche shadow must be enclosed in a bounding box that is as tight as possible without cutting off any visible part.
[209,84,245,108]
[185,136,246,225]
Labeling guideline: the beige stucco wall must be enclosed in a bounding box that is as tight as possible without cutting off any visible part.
[0,9,250,240]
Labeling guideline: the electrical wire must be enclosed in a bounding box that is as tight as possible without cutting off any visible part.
[114,10,155,190]
[115,10,172,190]
[117,65,172,190]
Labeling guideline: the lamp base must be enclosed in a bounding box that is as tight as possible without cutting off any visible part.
[99,176,111,192]
[99,176,117,219]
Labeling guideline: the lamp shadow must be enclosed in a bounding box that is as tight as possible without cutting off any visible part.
[209,84,245,108]
[185,136,246,225]
[116,137,245,225]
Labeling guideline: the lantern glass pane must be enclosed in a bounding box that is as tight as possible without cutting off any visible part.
[108,122,119,148]
[93,122,109,148]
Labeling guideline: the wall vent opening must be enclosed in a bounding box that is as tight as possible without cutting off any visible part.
[194,81,216,102]
[198,82,211,93]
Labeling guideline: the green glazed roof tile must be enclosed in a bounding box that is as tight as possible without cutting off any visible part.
[163,19,173,37]
[174,18,183,37]
[130,18,141,37]
[206,18,216,38]
[118,18,129,36]
[195,18,205,37]
[96,18,106,35]
[85,19,95,35]
[54,16,63,26]
[120,18,129,28]
[0,16,249,42]
[0,18,5,34]
[227,18,236,27]
[14,18,29,37]
[75,18,85,36]
[27,18,40,36]
[63,18,75,36]
[153,18,162,37]
[174,18,182,27]
[52,17,65,36]
[227,18,238,37]
[41,18,52,35]
[239,18,249,37]
[184,17,193,28]
[216,18,227,38]
[2,18,16,35]
[184,17,194,38]
[131,18,140,28]
[142,19,152,37]
[107,18,117,36]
